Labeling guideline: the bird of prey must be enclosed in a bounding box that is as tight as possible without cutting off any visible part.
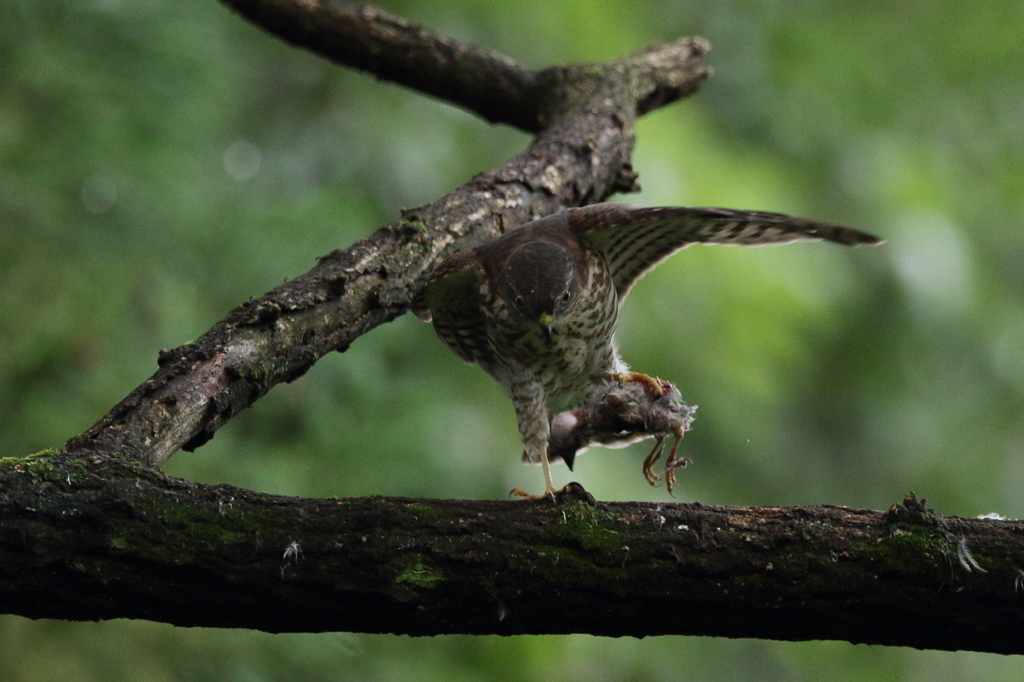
[412,203,882,498]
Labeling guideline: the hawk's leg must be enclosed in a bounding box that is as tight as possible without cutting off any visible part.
[599,371,666,396]
[509,381,557,500]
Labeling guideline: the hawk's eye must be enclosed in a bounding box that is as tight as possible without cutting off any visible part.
[561,290,571,303]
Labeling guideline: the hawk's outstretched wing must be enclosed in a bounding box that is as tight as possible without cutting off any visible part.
[567,204,883,302]
[412,249,494,367]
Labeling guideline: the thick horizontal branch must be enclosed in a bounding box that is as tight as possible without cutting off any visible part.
[1,453,1021,653]
[63,15,709,466]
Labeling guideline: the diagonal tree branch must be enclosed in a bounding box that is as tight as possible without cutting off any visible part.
[220,0,544,130]
[63,1,709,467]
[217,0,709,131]
[2,455,1020,654]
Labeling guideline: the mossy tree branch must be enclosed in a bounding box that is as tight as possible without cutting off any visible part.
[2,453,1022,653]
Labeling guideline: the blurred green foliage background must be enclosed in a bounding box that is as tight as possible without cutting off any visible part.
[3,0,1024,679]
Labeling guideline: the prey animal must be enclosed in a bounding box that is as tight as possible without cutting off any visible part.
[548,372,695,495]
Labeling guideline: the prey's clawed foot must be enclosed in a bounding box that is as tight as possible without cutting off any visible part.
[641,433,692,495]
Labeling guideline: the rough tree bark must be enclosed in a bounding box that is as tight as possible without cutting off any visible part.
[3,455,1023,653]
[3,0,1022,654]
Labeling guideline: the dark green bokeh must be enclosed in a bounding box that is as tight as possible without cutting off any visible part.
[3,0,1023,679]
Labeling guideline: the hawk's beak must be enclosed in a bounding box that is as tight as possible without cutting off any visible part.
[538,312,554,340]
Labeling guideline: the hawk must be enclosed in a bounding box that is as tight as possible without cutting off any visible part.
[412,203,882,498]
